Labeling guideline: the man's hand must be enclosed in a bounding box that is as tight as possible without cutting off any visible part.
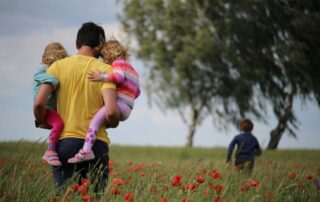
[102,88,120,128]
[87,70,102,81]
[35,120,52,130]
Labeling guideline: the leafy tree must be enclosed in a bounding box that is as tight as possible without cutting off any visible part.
[119,0,320,148]
[119,0,262,147]
[200,0,320,149]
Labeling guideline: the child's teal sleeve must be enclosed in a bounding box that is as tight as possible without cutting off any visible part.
[34,73,59,89]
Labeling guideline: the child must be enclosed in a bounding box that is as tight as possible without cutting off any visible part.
[226,119,262,176]
[68,40,140,163]
[33,42,68,166]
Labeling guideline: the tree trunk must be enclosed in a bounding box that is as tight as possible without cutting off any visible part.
[185,108,198,148]
[267,85,295,150]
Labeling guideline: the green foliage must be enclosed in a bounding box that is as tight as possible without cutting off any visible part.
[0,141,320,201]
[119,0,320,147]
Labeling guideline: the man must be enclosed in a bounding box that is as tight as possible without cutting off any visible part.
[34,22,120,192]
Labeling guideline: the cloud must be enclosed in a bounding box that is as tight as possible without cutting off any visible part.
[0,0,122,36]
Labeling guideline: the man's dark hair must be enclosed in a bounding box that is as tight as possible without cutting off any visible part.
[76,22,105,49]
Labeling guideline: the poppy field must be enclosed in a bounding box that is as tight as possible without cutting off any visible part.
[0,141,319,201]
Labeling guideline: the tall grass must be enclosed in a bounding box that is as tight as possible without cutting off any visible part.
[0,141,319,201]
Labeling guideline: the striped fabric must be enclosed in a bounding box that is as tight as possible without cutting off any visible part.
[101,59,140,108]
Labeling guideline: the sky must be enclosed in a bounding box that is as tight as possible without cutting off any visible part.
[0,0,319,149]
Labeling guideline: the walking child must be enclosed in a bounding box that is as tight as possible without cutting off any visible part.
[226,119,262,176]
[33,42,68,166]
[68,40,140,163]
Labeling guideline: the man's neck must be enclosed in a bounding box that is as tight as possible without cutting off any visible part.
[78,46,97,58]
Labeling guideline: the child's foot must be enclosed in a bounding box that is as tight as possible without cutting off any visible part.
[42,150,62,166]
[68,149,95,164]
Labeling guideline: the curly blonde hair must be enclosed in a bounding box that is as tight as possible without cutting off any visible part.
[100,40,128,65]
[42,42,68,66]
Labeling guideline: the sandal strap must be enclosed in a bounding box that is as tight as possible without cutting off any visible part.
[47,153,60,160]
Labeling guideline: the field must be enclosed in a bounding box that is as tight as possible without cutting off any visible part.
[0,141,319,202]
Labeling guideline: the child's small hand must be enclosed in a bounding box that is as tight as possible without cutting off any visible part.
[87,70,102,81]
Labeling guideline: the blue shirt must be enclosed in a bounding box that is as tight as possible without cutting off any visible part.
[32,66,59,110]
[226,132,261,162]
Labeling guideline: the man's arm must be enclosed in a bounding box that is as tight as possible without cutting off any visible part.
[33,84,53,124]
[102,88,120,128]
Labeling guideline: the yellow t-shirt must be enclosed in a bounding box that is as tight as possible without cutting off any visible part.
[46,55,115,144]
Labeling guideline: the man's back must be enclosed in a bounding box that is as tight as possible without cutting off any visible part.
[47,55,115,143]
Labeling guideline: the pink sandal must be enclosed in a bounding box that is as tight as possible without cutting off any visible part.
[42,150,62,166]
[68,149,95,164]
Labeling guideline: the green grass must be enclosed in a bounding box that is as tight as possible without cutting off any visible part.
[0,141,319,201]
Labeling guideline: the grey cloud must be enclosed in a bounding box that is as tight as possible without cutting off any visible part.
[0,0,122,36]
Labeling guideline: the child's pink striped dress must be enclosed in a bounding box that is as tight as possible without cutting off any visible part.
[101,59,140,120]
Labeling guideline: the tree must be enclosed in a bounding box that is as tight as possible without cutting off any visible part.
[265,0,320,149]
[119,0,320,149]
[119,0,263,147]
[200,0,320,149]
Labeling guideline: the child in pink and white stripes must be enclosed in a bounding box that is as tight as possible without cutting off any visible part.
[68,40,140,163]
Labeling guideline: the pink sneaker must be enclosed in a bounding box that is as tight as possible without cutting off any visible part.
[68,149,95,164]
[42,150,62,166]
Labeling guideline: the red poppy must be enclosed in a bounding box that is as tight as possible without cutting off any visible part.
[249,180,259,188]
[133,164,144,171]
[77,185,88,195]
[289,171,296,179]
[212,171,220,179]
[172,175,182,186]
[82,194,90,202]
[196,176,204,184]
[109,160,114,166]
[71,183,79,192]
[214,195,222,202]
[113,178,124,185]
[240,183,250,192]
[111,187,121,195]
[160,198,168,202]
[81,178,89,186]
[317,169,320,176]
[215,185,223,194]
[124,192,134,201]
[305,173,314,180]
[186,183,197,192]
[140,172,145,177]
